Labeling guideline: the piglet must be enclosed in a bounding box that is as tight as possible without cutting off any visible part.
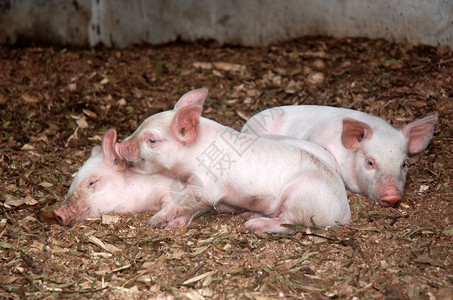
[53,128,192,226]
[242,105,437,207]
[116,89,351,233]
[257,133,341,174]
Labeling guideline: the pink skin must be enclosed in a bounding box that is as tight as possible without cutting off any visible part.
[53,128,193,226]
[117,89,350,233]
[257,134,341,174]
[242,106,437,207]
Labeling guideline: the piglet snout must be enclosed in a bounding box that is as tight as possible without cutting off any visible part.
[376,176,402,207]
[53,209,69,226]
[379,195,401,207]
[116,138,141,162]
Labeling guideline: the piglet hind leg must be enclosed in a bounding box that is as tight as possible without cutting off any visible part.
[277,170,351,229]
[241,211,267,220]
[244,215,293,234]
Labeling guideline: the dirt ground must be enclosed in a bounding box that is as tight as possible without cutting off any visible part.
[1,36,452,299]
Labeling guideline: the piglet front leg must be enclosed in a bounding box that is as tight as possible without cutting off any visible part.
[165,207,211,228]
[147,201,187,228]
[147,185,208,228]
[148,203,210,228]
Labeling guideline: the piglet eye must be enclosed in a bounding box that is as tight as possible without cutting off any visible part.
[402,160,408,169]
[149,138,157,144]
[365,157,376,169]
[89,180,98,187]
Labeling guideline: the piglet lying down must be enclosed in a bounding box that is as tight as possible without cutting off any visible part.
[117,88,351,233]
[52,129,194,226]
[242,105,437,207]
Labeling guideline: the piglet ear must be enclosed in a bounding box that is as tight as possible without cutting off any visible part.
[401,115,438,155]
[102,128,126,171]
[171,105,202,144]
[91,145,102,157]
[173,88,208,111]
[341,119,373,149]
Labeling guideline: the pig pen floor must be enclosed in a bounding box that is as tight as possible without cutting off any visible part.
[1,37,452,299]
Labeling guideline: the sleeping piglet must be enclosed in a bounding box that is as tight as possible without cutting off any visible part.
[53,128,192,226]
[242,105,437,207]
[116,89,350,233]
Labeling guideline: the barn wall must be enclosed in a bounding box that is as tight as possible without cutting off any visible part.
[1,0,452,48]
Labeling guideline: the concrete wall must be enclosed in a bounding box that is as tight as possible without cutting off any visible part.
[1,0,452,48]
[0,0,90,46]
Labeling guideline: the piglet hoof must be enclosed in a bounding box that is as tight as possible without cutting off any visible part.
[147,216,169,229]
[166,215,192,228]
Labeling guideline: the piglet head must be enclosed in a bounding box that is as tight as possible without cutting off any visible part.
[53,128,127,225]
[341,118,404,207]
[117,88,208,175]
[341,115,437,207]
